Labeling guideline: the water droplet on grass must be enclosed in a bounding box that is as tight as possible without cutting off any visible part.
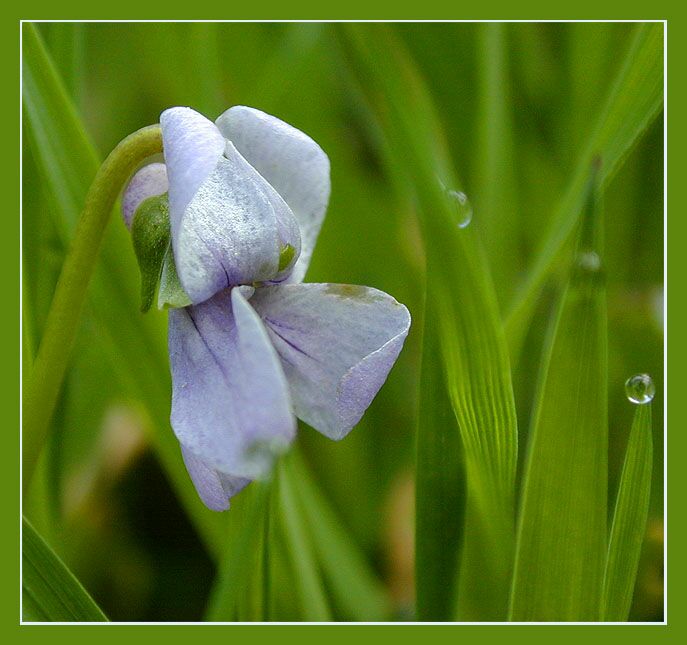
[625,373,655,405]
[446,190,473,228]
[576,250,601,273]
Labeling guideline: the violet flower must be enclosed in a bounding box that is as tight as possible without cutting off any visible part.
[123,106,411,511]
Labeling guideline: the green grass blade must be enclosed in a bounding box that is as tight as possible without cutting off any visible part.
[22,23,227,553]
[474,22,521,309]
[339,24,518,620]
[506,23,663,359]
[510,170,607,621]
[603,402,653,621]
[204,483,271,622]
[290,447,391,621]
[277,455,332,622]
[22,23,99,232]
[22,516,108,622]
[42,23,85,107]
[415,313,465,620]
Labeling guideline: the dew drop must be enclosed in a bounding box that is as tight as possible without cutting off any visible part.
[576,250,601,273]
[625,373,655,405]
[446,189,473,229]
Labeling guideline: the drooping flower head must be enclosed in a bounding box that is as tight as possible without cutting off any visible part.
[123,106,410,510]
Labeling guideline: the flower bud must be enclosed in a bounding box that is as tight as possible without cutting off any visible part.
[122,163,168,229]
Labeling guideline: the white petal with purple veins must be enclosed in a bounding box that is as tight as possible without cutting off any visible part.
[249,283,411,440]
[160,107,226,231]
[173,142,300,304]
[181,445,251,511]
[216,106,330,283]
[121,162,168,229]
[169,287,296,479]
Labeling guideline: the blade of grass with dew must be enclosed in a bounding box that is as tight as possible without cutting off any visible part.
[505,23,663,361]
[474,22,521,310]
[338,24,518,620]
[204,483,271,622]
[22,516,108,622]
[289,447,391,621]
[22,23,228,554]
[510,167,607,621]
[469,34,525,610]
[603,402,653,621]
[278,455,332,621]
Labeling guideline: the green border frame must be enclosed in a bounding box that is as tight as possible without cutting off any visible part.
[6,3,675,639]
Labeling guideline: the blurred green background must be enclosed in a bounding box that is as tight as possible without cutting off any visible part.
[22,22,663,622]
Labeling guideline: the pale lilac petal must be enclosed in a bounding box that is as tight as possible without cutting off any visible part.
[173,141,301,304]
[160,107,225,231]
[216,106,330,283]
[121,163,168,229]
[181,445,250,512]
[169,287,295,479]
[249,283,411,440]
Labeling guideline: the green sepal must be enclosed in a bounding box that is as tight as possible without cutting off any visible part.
[158,247,193,309]
[131,194,171,313]
[130,193,192,311]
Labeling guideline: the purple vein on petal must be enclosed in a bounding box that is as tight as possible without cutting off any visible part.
[262,317,318,361]
[186,307,233,383]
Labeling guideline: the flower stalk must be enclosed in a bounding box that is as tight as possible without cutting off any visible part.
[22,125,163,490]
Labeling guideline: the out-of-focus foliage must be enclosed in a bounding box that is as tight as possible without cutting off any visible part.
[22,22,663,622]
[22,516,108,622]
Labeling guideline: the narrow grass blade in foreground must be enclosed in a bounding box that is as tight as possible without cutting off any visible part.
[339,24,518,620]
[510,169,607,621]
[290,448,391,621]
[415,316,465,620]
[474,22,521,308]
[506,23,663,360]
[603,401,653,621]
[42,23,85,107]
[277,456,332,621]
[204,483,271,621]
[22,517,108,622]
[22,23,98,231]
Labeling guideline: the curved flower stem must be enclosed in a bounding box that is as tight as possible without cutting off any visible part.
[22,125,163,491]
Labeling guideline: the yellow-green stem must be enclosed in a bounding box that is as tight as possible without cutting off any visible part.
[22,125,163,490]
